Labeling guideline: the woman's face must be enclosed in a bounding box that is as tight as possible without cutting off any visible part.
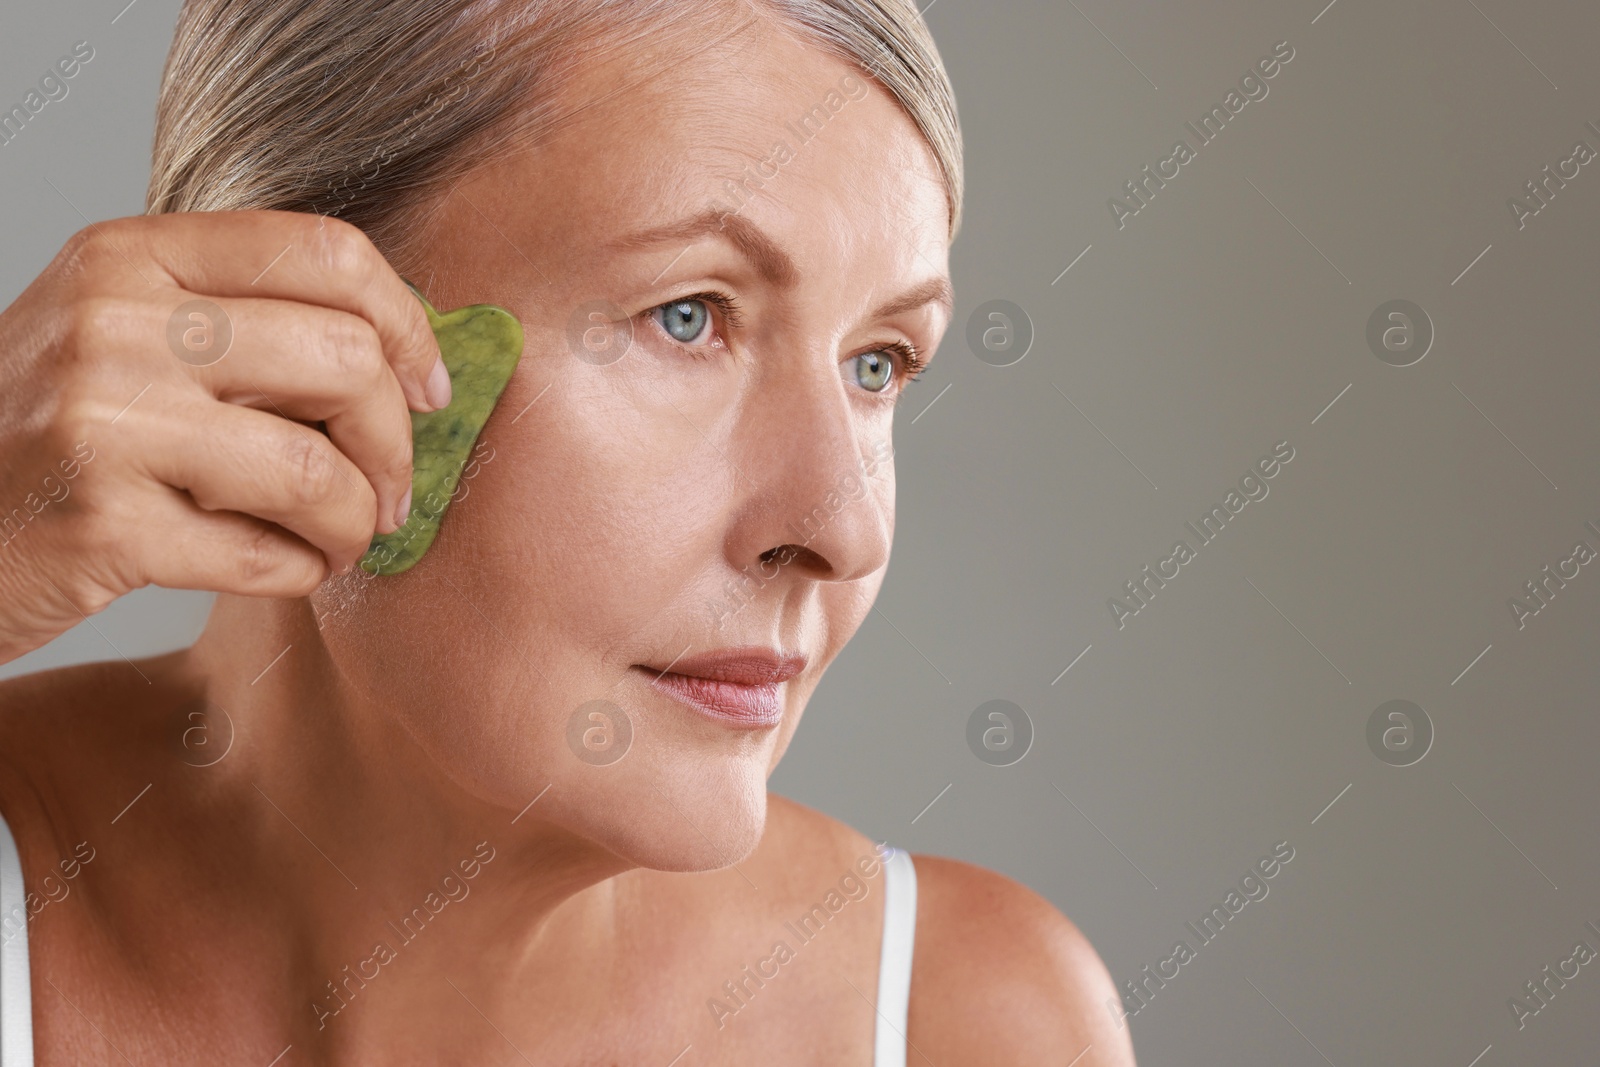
[314,21,953,870]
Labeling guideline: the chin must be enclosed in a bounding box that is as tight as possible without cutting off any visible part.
[535,750,773,873]
[385,692,777,873]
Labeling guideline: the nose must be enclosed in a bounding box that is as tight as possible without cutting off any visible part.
[722,355,895,588]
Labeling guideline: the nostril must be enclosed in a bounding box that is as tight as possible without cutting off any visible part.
[760,543,826,575]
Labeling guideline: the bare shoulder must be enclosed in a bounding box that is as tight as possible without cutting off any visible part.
[751,796,1135,1064]
[907,853,1137,1067]
[0,653,190,816]
[0,653,178,740]
[0,652,165,712]
[0,658,103,766]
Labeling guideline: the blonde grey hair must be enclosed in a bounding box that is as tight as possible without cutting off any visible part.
[145,0,964,265]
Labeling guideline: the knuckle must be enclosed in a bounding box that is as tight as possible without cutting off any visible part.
[234,523,286,586]
[53,227,96,275]
[45,388,100,450]
[53,219,136,280]
[318,313,382,383]
[40,382,118,464]
[62,295,130,353]
[284,433,341,510]
[307,215,374,280]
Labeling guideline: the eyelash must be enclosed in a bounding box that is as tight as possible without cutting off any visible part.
[649,289,928,392]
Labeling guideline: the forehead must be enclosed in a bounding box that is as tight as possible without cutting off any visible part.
[475,16,950,285]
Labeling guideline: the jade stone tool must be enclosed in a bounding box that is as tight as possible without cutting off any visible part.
[358,281,524,575]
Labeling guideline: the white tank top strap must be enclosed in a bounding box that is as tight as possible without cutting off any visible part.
[873,845,917,1067]
[0,808,33,1066]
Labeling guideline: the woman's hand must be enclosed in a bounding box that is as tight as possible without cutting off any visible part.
[0,210,448,666]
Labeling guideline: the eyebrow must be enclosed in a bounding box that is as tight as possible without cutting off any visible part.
[611,210,800,288]
[611,209,954,322]
[870,275,954,321]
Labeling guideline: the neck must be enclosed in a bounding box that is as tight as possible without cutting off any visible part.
[122,593,634,1045]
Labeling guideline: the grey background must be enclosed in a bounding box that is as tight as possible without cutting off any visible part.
[4,1,1598,1063]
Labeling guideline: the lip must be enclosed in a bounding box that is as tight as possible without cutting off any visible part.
[632,647,807,728]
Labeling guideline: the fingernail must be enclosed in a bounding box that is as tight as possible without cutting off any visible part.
[394,486,413,530]
[425,357,453,410]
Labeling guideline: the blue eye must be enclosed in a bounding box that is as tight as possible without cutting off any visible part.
[844,342,924,396]
[846,351,895,393]
[654,299,711,344]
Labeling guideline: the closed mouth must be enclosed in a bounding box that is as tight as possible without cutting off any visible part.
[631,647,806,728]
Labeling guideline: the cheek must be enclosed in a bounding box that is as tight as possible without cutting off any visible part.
[312,362,742,782]
[486,360,743,631]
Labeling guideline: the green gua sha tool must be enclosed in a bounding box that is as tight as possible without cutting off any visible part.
[358,281,524,576]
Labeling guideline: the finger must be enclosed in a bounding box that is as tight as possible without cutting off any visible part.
[134,210,446,413]
[179,295,414,535]
[132,483,332,599]
[132,397,379,572]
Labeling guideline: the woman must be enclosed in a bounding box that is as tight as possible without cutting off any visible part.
[0,0,1135,1062]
